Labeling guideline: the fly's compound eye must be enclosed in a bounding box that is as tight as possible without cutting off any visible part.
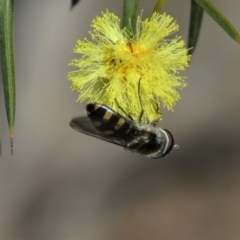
[162,129,174,157]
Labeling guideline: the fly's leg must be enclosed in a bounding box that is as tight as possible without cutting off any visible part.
[150,116,161,126]
[115,99,133,121]
[150,102,162,126]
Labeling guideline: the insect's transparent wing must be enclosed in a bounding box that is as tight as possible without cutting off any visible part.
[70,116,126,147]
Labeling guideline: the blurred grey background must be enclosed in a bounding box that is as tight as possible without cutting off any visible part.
[0,0,240,239]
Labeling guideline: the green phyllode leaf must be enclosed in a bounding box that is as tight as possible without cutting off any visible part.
[122,0,140,35]
[188,0,204,56]
[195,0,240,43]
[0,0,16,155]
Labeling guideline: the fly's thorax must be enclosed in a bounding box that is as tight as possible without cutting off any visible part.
[134,122,156,131]
[125,123,165,157]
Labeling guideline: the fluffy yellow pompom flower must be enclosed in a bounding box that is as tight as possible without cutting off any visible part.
[68,11,190,123]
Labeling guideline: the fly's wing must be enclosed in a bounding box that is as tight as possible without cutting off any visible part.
[70,116,125,147]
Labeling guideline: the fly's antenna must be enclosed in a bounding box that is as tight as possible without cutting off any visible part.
[138,78,144,122]
[173,145,179,150]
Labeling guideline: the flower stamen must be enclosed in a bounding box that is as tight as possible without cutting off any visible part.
[68,11,191,123]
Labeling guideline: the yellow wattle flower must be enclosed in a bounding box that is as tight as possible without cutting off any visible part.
[68,11,191,123]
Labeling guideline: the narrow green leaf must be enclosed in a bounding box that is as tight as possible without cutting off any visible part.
[195,0,240,43]
[151,0,166,15]
[0,0,16,155]
[0,115,1,155]
[188,0,204,56]
[70,0,80,9]
[122,0,140,35]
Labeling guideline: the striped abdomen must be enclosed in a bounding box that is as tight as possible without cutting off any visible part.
[86,103,138,142]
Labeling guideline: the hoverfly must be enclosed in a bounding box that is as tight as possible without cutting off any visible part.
[70,103,175,159]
